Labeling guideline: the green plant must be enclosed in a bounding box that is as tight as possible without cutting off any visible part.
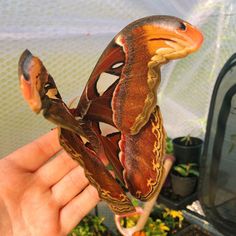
[166,137,173,154]
[143,218,170,236]
[121,205,185,236]
[173,163,199,177]
[68,215,109,236]
[162,208,184,229]
[180,135,193,146]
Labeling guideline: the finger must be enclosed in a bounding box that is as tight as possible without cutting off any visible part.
[60,185,100,233]
[36,151,78,186]
[52,165,89,206]
[7,128,62,171]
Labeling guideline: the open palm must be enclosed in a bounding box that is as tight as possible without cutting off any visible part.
[0,129,99,236]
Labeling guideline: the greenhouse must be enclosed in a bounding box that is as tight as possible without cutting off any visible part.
[0,0,235,235]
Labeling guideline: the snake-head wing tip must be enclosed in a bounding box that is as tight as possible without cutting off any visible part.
[18,49,33,81]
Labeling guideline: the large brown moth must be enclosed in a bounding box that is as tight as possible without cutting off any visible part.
[18,15,203,215]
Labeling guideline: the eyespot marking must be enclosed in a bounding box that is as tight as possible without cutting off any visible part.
[179,22,187,31]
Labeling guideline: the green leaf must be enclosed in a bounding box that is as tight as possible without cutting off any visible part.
[166,137,173,154]
[189,169,199,177]
[177,164,188,169]
[173,166,187,176]
[188,163,198,167]
[69,215,107,236]
[131,198,139,207]
[180,135,192,145]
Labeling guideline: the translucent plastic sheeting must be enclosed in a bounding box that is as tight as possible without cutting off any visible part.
[0,0,235,157]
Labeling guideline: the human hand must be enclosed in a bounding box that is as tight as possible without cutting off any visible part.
[0,129,100,236]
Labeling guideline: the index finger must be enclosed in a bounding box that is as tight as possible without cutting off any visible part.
[6,128,62,171]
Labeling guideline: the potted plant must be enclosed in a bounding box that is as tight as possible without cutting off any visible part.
[69,214,114,236]
[159,138,199,209]
[171,163,199,197]
[172,135,203,164]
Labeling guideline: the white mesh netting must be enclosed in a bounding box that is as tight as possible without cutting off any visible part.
[0,0,236,157]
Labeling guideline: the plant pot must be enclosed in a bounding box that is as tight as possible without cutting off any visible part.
[171,172,197,197]
[173,137,203,164]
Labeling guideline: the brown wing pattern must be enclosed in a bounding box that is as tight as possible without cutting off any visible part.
[119,106,166,200]
[59,128,135,215]
[18,15,203,215]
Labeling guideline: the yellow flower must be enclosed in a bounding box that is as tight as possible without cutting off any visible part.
[125,215,139,228]
[171,210,184,221]
[164,208,184,221]
[159,222,170,232]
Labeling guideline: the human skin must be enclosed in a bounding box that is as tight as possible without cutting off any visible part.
[0,129,100,236]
